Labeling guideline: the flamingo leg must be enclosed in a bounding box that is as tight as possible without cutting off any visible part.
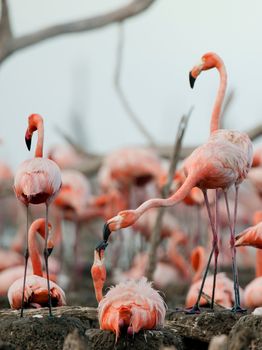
[43,203,52,317]
[186,189,218,313]
[20,205,29,317]
[211,189,219,309]
[223,189,245,312]
[73,220,80,289]
[233,184,241,308]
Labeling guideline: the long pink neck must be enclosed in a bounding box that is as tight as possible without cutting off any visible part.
[28,221,45,277]
[35,121,44,157]
[256,250,262,278]
[210,61,227,134]
[134,174,197,218]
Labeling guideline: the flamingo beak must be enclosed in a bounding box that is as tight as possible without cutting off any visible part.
[25,136,32,151]
[103,223,112,242]
[47,247,53,256]
[189,72,196,88]
[95,223,112,257]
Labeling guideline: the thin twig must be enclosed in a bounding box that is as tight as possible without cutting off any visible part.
[114,24,156,147]
[146,107,193,280]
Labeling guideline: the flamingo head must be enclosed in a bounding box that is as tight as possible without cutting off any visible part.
[189,52,223,88]
[25,114,43,151]
[95,210,138,254]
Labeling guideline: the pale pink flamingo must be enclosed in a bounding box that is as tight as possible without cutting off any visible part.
[47,144,84,169]
[53,169,103,283]
[97,52,253,313]
[91,249,166,341]
[13,114,62,316]
[98,147,164,192]
[185,246,244,308]
[8,218,66,310]
[235,212,262,308]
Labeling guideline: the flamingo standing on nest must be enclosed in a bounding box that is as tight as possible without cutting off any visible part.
[97,52,253,313]
[91,248,166,341]
[14,114,62,316]
[8,218,66,310]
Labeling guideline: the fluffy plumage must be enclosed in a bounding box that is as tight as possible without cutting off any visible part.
[98,277,166,339]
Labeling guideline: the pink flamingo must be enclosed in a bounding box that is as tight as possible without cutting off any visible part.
[91,249,166,341]
[13,114,62,316]
[8,218,66,309]
[97,52,253,313]
[98,147,164,192]
[235,212,262,308]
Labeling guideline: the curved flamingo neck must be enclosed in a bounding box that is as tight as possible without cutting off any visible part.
[28,219,46,277]
[35,121,44,158]
[191,246,206,283]
[256,250,262,278]
[210,61,227,134]
[134,174,197,219]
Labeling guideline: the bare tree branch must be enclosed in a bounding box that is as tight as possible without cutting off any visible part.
[114,24,156,147]
[0,0,156,62]
[145,107,193,280]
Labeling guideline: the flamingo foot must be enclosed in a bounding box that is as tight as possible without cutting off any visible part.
[185,305,201,314]
[231,305,247,313]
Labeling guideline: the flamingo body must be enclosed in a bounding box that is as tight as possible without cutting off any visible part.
[14,158,61,205]
[8,275,66,309]
[98,277,165,338]
[244,277,262,308]
[185,272,244,308]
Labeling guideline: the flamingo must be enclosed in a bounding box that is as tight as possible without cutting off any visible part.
[91,249,166,341]
[235,212,262,308]
[53,169,103,284]
[185,246,244,308]
[8,218,66,310]
[98,147,164,192]
[13,114,62,316]
[97,52,253,313]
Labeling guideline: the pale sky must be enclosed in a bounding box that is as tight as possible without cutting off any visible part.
[1,0,262,169]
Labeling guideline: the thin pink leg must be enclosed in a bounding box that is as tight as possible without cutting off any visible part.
[186,189,218,313]
[43,203,52,317]
[20,205,29,317]
[224,189,245,312]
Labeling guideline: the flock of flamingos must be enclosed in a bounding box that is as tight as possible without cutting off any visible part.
[0,51,262,341]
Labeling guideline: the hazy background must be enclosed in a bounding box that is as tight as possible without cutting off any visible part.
[1,0,262,169]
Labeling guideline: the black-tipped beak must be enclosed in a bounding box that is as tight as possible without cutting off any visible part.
[189,72,196,89]
[47,247,53,257]
[103,223,111,242]
[95,241,108,256]
[25,136,31,151]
